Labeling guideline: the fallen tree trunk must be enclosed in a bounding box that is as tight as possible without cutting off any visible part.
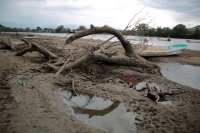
[48,50,156,74]
[66,24,136,57]
[16,41,58,59]
[0,36,58,59]
[47,54,90,71]
[47,24,158,75]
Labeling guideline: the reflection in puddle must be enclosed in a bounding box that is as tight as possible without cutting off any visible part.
[61,91,137,133]
[157,62,200,90]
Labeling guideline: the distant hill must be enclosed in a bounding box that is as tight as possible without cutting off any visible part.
[188,25,200,32]
[0,24,21,32]
[0,24,5,29]
[0,24,10,31]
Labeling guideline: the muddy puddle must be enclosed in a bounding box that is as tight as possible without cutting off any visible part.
[58,90,137,133]
[157,62,200,90]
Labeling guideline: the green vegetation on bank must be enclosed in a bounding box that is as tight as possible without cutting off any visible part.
[0,25,87,34]
[0,24,200,39]
[123,23,200,39]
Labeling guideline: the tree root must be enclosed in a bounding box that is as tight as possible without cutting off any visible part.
[146,82,179,102]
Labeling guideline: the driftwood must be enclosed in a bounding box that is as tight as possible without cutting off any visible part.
[47,24,157,75]
[48,50,156,73]
[66,25,135,56]
[54,58,71,78]
[0,37,58,59]
[16,40,58,59]
[146,82,179,102]
[71,79,77,96]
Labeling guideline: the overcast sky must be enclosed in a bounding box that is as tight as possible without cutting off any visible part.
[0,0,200,29]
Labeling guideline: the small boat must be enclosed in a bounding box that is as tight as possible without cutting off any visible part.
[133,44,187,57]
[157,37,171,41]
[186,39,200,43]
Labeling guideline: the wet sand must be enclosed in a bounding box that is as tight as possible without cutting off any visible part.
[0,35,200,133]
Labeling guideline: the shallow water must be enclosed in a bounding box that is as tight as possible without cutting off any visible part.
[157,62,200,90]
[61,90,137,133]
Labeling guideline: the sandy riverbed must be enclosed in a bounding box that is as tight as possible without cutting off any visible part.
[0,35,200,133]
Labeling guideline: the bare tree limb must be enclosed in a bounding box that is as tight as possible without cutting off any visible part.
[66,25,135,57]
[54,58,71,78]
[16,42,58,59]
[71,79,77,96]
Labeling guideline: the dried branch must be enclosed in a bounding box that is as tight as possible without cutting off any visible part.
[66,25,135,56]
[71,79,77,96]
[54,58,71,78]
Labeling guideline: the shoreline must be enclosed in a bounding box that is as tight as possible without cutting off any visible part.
[145,49,200,66]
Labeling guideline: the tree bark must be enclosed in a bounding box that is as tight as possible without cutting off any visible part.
[16,42,58,59]
[47,54,90,72]
[66,25,136,57]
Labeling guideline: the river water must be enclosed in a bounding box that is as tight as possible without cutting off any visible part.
[30,32,200,51]
[157,62,200,90]
[23,33,200,89]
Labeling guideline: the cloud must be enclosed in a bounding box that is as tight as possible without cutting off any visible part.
[0,0,199,29]
[42,4,94,12]
[139,0,200,12]
[139,0,200,27]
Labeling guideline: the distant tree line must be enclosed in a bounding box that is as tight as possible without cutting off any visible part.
[0,24,87,34]
[0,24,200,39]
[124,23,200,39]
